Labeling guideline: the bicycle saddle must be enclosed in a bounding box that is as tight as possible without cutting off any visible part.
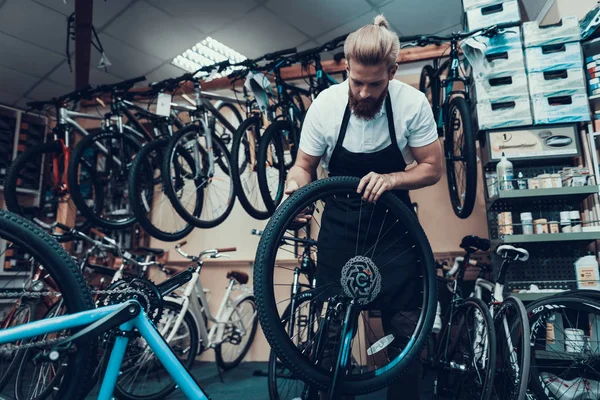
[137,247,165,256]
[227,270,249,285]
[496,245,529,261]
[459,235,491,252]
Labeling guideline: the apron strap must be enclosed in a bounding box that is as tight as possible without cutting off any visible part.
[385,94,398,148]
[335,104,352,149]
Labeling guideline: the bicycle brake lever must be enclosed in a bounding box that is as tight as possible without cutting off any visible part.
[210,254,231,259]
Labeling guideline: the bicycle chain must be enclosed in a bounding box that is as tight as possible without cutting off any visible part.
[0,287,152,353]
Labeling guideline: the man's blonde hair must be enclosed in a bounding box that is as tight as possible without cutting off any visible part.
[344,15,399,70]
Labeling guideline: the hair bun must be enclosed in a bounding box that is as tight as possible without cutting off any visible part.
[374,15,389,29]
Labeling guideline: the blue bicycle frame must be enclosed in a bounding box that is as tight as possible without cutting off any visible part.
[0,300,210,400]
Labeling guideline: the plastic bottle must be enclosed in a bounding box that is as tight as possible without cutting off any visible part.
[496,153,514,191]
[574,253,600,290]
[517,172,527,190]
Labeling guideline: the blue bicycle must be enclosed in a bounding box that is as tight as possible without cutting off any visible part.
[0,210,211,400]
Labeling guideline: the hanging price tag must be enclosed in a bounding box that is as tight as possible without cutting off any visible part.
[156,93,172,117]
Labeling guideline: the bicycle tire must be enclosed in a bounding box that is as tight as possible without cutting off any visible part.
[526,295,600,400]
[254,176,437,394]
[493,296,530,400]
[419,65,441,126]
[215,295,259,370]
[162,124,235,229]
[0,303,32,393]
[256,120,288,215]
[268,291,317,400]
[0,210,95,400]
[436,296,496,400]
[209,100,243,154]
[4,141,99,238]
[445,96,477,219]
[129,139,195,242]
[114,300,198,400]
[68,130,142,229]
[14,300,67,400]
[231,116,271,220]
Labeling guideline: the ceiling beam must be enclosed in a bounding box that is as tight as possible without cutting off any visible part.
[74,0,94,89]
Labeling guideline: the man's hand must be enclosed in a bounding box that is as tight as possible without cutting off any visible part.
[285,179,300,195]
[357,172,396,203]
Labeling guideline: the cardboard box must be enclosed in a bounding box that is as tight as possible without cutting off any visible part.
[471,48,526,81]
[531,91,591,124]
[476,96,532,130]
[525,42,583,73]
[462,0,504,12]
[528,68,587,96]
[466,1,521,32]
[473,73,529,102]
[523,16,581,47]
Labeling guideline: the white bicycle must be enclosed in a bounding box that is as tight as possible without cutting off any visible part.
[445,236,532,400]
[115,243,258,400]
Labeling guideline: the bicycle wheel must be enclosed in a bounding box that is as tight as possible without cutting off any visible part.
[14,300,67,400]
[129,139,195,242]
[162,123,235,229]
[419,65,441,126]
[114,300,198,400]
[268,291,319,400]
[256,120,290,215]
[527,295,600,400]
[231,116,271,220]
[215,295,258,370]
[435,296,496,400]
[68,130,142,230]
[4,141,101,238]
[444,96,477,219]
[0,303,32,393]
[209,100,243,154]
[492,296,530,400]
[254,177,437,394]
[0,210,95,400]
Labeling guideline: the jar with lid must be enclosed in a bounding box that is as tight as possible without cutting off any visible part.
[521,212,533,235]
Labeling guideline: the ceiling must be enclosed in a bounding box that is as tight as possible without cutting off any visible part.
[0,0,542,110]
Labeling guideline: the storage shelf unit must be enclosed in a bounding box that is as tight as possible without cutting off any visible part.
[487,186,599,210]
[511,291,567,302]
[493,232,600,245]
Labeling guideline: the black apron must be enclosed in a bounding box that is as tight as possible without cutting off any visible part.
[316,94,420,311]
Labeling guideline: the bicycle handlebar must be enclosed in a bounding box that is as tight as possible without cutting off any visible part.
[265,47,297,60]
[401,22,520,46]
[175,241,235,261]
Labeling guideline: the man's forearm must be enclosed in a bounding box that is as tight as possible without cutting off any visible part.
[388,163,442,191]
[287,165,316,187]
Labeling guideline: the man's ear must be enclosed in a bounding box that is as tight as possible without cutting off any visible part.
[389,63,398,79]
[345,59,350,73]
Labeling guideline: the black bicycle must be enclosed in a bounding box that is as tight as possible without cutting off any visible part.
[406,23,519,219]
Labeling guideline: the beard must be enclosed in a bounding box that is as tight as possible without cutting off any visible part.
[348,85,387,121]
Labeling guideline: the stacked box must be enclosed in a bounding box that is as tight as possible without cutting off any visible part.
[468,22,531,130]
[465,0,521,32]
[523,16,590,124]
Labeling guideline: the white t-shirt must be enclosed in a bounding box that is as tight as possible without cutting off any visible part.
[299,79,438,171]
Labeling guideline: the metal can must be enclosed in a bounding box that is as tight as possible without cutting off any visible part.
[551,174,562,188]
[521,212,533,235]
[498,212,513,235]
[539,174,552,189]
[534,218,548,234]
[528,178,540,189]
[549,221,559,234]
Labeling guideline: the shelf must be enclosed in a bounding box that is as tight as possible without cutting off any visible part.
[493,232,600,245]
[487,186,599,209]
[534,350,591,361]
[510,291,567,302]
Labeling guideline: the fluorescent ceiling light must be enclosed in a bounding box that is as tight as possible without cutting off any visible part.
[172,37,247,78]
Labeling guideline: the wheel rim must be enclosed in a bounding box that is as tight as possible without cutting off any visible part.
[219,299,257,365]
[447,104,467,212]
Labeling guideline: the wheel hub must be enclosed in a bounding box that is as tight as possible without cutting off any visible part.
[340,256,381,305]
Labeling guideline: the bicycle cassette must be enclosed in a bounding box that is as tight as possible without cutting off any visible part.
[97,276,163,325]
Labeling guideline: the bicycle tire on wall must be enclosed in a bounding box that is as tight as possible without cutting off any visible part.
[254,177,437,394]
[0,210,95,400]
[445,96,477,219]
[68,130,142,230]
[231,116,271,220]
[128,139,195,242]
[256,120,289,215]
[209,100,244,154]
[162,123,235,229]
[4,141,100,237]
